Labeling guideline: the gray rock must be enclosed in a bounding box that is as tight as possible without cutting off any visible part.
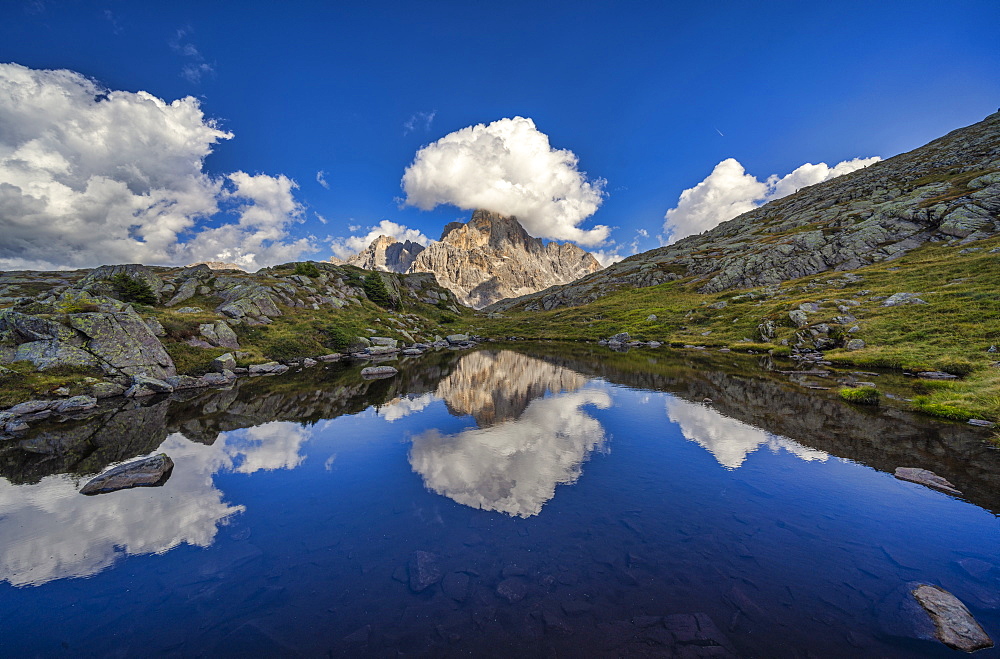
[317,354,342,362]
[918,371,959,380]
[365,345,398,355]
[707,301,728,309]
[408,551,442,592]
[788,310,809,328]
[80,454,174,495]
[7,400,55,415]
[144,316,167,337]
[125,374,174,397]
[211,353,237,373]
[360,366,398,379]
[68,311,176,379]
[164,375,203,390]
[91,381,126,399]
[883,292,928,307]
[968,419,996,428]
[174,307,203,313]
[894,467,962,495]
[165,278,198,307]
[302,357,317,367]
[248,362,289,376]
[401,348,423,356]
[609,332,631,343]
[446,334,469,344]
[200,371,236,386]
[646,314,657,321]
[911,584,993,652]
[346,337,372,353]
[54,395,97,414]
[799,302,820,313]
[370,337,398,347]
[199,321,240,349]
[845,339,866,351]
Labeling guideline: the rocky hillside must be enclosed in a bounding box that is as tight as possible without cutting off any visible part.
[489,111,1000,313]
[345,210,603,308]
[0,260,470,409]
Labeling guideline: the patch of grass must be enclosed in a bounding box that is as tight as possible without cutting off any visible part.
[163,342,227,376]
[839,387,880,405]
[910,397,970,421]
[0,362,99,408]
[293,261,321,278]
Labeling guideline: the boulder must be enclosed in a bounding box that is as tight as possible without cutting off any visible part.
[165,278,198,307]
[361,366,398,379]
[302,357,317,367]
[248,362,289,376]
[199,321,240,349]
[13,340,102,372]
[211,353,237,373]
[80,454,174,495]
[446,334,469,344]
[883,292,928,307]
[125,374,174,397]
[370,337,398,348]
[54,395,97,414]
[200,371,236,386]
[164,375,203,390]
[91,381,126,399]
[317,354,342,362]
[911,585,993,652]
[366,345,397,355]
[646,314,657,321]
[918,371,959,380]
[68,311,176,379]
[788,310,809,328]
[7,400,54,415]
[845,339,866,351]
[346,337,372,353]
[894,467,962,496]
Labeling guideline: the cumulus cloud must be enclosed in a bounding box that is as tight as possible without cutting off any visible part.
[0,63,314,271]
[662,156,880,244]
[329,219,431,260]
[401,116,609,246]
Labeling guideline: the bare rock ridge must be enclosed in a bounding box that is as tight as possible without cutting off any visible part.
[488,110,1000,312]
[346,210,603,308]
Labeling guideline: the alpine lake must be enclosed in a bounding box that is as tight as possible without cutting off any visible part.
[1,343,998,657]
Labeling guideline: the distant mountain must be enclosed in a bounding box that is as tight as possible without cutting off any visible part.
[346,210,603,308]
[489,111,1000,312]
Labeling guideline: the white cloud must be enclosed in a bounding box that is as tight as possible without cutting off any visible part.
[169,28,214,83]
[329,219,431,260]
[0,63,314,271]
[665,397,827,469]
[316,169,329,189]
[401,117,610,246]
[403,110,436,135]
[662,155,880,244]
[589,248,625,267]
[380,393,439,422]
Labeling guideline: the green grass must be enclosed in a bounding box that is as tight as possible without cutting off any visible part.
[839,387,880,405]
[0,362,100,408]
[469,234,1000,422]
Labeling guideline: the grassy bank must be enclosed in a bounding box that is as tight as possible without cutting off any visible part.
[464,236,1000,423]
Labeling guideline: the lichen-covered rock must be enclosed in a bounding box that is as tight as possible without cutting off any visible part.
[79,264,163,303]
[53,395,97,414]
[199,321,240,349]
[248,362,289,376]
[69,311,175,379]
[13,340,102,371]
[125,374,174,397]
[165,278,198,307]
[212,352,237,373]
[91,381,126,399]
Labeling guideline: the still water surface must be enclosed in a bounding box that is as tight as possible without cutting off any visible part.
[0,345,998,657]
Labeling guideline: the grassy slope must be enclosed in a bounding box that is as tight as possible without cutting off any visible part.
[463,235,1000,423]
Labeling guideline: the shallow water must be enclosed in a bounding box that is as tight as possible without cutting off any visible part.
[0,345,998,657]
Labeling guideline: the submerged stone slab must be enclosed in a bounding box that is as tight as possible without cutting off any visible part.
[912,584,993,652]
[408,551,442,593]
[894,467,962,496]
[80,453,175,495]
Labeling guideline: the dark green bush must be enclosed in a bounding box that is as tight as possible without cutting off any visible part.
[108,273,157,305]
[322,325,351,351]
[264,337,313,361]
[294,262,321,278]
[363,272,395,309]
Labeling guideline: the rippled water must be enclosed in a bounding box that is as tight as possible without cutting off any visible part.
[0,345,997,657]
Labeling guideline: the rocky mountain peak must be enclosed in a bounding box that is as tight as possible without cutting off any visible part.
[344,210,604,309]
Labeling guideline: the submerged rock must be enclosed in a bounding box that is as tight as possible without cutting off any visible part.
[912,584,993,652]
[894,467,962,496]
[408,551,442,592]
[80,453,174,495]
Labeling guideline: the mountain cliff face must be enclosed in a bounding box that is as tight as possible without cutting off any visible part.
[347,236,425,272]
[346,210,603,308]
[489,111,1000,312]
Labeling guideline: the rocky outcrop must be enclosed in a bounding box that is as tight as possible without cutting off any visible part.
[489,111,1000,312]
[911,584,993,652]
[347,235,425,272]
[346,210,604,309]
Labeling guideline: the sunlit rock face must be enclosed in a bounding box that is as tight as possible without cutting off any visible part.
[409,350,610,517]
[435,349,589,426]
[0,421,311,586]
[664,397,828,469]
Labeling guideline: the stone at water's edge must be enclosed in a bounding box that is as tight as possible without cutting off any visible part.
[911,585,993,652]
[80,454,174,495]
[361,365,398,379]
[894,467,962,496]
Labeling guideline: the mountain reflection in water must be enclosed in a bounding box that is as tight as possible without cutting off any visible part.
[0,344,998,657]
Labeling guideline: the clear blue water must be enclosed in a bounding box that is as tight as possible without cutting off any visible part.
[0,346,997,657]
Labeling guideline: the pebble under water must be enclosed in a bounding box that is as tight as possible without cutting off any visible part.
[0,345,997,657]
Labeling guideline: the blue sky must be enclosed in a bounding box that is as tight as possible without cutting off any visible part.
[1,0,998,270]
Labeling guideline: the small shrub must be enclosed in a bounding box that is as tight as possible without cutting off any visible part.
[294,262,321,278]
[107,273,157,305]
[839,386,880,405]
[322,325,351,351]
